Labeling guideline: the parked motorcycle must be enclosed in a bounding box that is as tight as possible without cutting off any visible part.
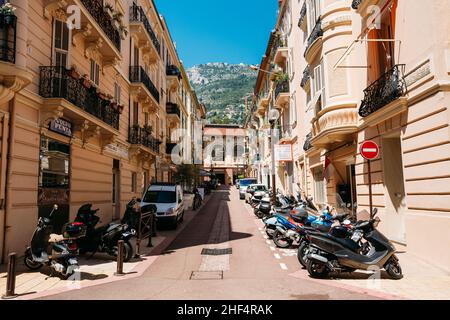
[74,204,136,262]
[24,204,86,279]
[305,208,403,279]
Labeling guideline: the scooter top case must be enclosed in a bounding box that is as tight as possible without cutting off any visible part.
[309,228,395,270]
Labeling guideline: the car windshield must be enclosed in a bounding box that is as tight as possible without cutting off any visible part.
[143,191,176,204]
[240,179,257,187]
[255,185,266,191]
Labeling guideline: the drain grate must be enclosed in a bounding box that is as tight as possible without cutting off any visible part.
[190,271,223,280]
[201,248,232,255]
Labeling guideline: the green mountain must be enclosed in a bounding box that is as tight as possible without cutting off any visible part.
[187,63,257,125]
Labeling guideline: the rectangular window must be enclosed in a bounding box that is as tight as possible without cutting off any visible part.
[312,64,323,96]
[114,83,121,104]
[143,171,148,193]
[90,59,100,86]
[131,172,137,193]
[133,102,139,125]
[53,20,70,67]
[313,168,325,204]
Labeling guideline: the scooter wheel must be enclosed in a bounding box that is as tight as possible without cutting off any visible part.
[307,260,329,279]
[297,242,309,268]
[255,210,264,219]
[273,231,293,248]
[385,257,403,280]
[123,242,134,262]
[24,252,43,270]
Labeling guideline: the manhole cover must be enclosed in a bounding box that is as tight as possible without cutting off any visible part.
[190,271,223,280]
[201,248,232,255]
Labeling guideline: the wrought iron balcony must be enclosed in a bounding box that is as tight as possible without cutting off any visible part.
[359,64,407,118]
[39,66,120,130]
[298,2,307,28]
[166,102,181,117]
[129,66,160,103]
[129,126,161,153]
[80,0,121,51]
[304,18,323,57]
[0,13,16,63]
[129,3,161,55]
[351,0,364,9]
[275,80,289,100]
[300,65,311,88]
[166,65,182,78]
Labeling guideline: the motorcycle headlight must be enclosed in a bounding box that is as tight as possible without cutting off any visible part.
[130,229,137,236]
[166,208,175,215]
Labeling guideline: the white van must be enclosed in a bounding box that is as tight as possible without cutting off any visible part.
[141,183,184,229]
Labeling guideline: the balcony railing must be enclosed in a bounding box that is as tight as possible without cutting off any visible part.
[129,3,161,54]
[359,64,407,118]
[304,18,323,57]
[300,65,310,88]
[298,2,307,27]
[166,65,181,78]
[39,66,120,129]
[129,126,161,153]
[129,66,160,103]
[351,0,364,9]
[275,80,289,100]
[166,102,181,117]
[80,0,121,51]
[0,14,16,63]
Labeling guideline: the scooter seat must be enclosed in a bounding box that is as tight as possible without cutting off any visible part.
[289,214,306,224]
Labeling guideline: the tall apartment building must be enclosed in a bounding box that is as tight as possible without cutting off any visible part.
[0,0,203,262]
[251,0,450,271]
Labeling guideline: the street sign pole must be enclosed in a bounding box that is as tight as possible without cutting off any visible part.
[368,159,373,215]
[360,140,380,217]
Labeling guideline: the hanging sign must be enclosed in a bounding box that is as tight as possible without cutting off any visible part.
[49,118,72,137]
[275,144,293,162]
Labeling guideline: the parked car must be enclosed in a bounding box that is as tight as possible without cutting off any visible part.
[245,184,268,203]
[141,183,184,230]
[238,178,258,199]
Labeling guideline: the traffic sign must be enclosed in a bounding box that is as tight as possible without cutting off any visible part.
[360,140,379,160]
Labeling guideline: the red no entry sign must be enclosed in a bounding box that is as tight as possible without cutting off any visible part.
[360,140,379,160]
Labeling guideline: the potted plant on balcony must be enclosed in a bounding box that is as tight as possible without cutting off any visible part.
[104,3,114,19]
[0,2,16,26]
[81,74,92,89]
[132,123,140,131]
[112,12,123,30]
[68,65,80,80]
[143,124,153,134]
[274,72,289,84]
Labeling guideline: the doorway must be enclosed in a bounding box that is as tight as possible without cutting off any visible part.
[112,159,121,220]
[382,135,407,244]
[38,137,70,233]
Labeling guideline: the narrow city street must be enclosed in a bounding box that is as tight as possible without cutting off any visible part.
[37,187,379,300]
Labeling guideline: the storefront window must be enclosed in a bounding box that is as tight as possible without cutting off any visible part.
[39,137,70,189]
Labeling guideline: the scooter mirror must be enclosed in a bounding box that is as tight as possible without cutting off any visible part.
[53,204,59,210]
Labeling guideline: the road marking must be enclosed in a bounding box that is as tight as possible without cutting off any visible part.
[280,263,288,270]
[258,227,262,231]
[269,246,276,251]
[263,235,268,239]
[274,253,281,260]
[266,240,272,245]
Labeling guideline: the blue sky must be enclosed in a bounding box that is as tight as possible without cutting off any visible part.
[154,0,279,68]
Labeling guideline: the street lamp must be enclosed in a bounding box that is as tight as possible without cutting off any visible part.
[268,108,280,205]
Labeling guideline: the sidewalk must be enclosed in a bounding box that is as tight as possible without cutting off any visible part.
[0,193,212,300]
[289,243,450,300]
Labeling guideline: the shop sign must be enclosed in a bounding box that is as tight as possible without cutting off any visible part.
[275,144,293,162]
[49,118,72,137]
[38,188,69,205]
[104,144,129,159]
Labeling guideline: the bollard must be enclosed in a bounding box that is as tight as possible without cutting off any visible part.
[114,240,125,276]
[2,253,18,299]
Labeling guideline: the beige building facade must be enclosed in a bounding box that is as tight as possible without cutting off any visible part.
[0,0,202,263]
[250,0,450,271]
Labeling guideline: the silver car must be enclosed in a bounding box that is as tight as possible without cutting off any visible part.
[238,178,257,199]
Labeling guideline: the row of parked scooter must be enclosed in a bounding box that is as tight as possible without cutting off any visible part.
[244,188,403,280]
[24,198,151,279]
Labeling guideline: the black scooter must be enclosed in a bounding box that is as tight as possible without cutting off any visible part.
[305,208,403,279]
[24,204,85,279]
[74,204,136,262]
